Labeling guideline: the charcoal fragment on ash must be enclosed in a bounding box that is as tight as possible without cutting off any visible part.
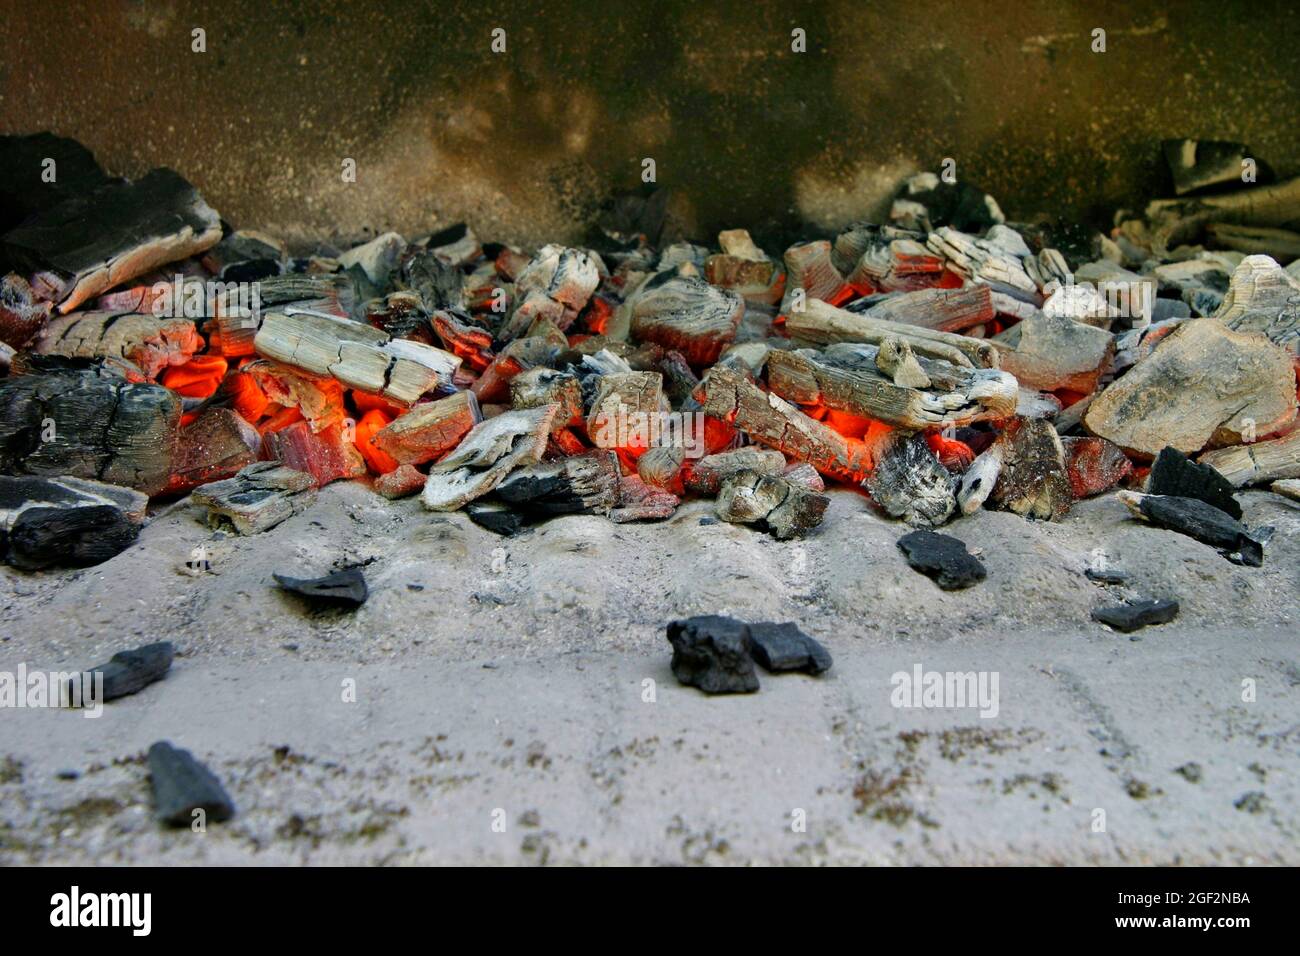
[896,530,986,590]
[78,641,174,702]
[1116,491,1271,567]
[1147,446,1241,519]
[147,741,235,827]
[746,622,832,675]
[0,504,139,571]
[1091,599,1180,633]
[466,500,529,536]
[666,616,759,695]
[273,567,369,608]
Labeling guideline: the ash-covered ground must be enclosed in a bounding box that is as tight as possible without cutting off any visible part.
[1,485,1297,864]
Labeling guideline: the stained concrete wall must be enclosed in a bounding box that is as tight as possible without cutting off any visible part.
[2,0,1298,249]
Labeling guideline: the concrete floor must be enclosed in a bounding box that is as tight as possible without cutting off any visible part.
[1,486,1297,864]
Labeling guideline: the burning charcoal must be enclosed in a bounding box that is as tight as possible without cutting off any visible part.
[767,342,1017,430]
[630,273,744,365]
[1117,491,1271,566]
[704,229,781,304]
[264,420,367,487]
[166,407,261,494]
[861,285,995,335]
[746,622,832,675]
[0,475,147,529]
[510,368,583,429]
[586,370,665,447]
[666,616,760,695]
[896,530,987,590]
[191,462,317,534]
[466,500,528,536]
[781,462,825,491]
[0,504,139,571]
[243,360,346,431]
[494,451,620,517]
[0,359,180,496]
[81,641,174,702]
[422,404,558,511]
[990,418,1072,521]
[373,463,426,500]
[1214,255,1300,356]
[0,273,52,349]
[786,298,997,369]
[1085,319,1296,459]
[955,443,1004,515]
[781,240,850,308]
[636,446,685,490]
[432,310,493,371]
[274,567,369,608]
[927,227,1039,302]
[2,168,221,314]
[716,469,829,540]
[366,291,431,341]
[698,366,873,483]
[1199,429,1300,487]
[1147,446,1241,519]
[866,433,956,527]
[515,244,599,315]
[685,448,787,496]
[1062,436,1133,500]
[373,391,481,465]
[995,311,1115,394]
[1073,261,1156,326]
[1163,138,1261,196]
[147,741,235,827]
[1091,599,1180,633]
[253,308,461,404]
[610,475,680,523]
[214,273,356,358]
[338,232,405,285]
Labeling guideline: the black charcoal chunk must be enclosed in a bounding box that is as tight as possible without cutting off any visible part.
[896,530,986,590]
[147,741,235,827]
[1,505,138,570]
[1129,493,1268,566]
[1148,446,1241,519]
[1091,599,1180,633]
[273,567,368,607]
[1084,566,1130,585]
[666,615,759,694]
[746,621,832,675]
[81,641,174,702]
[466,500,528,536]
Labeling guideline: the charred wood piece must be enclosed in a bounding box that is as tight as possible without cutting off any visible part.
[1091,599,1180,633]
[896,529,987,590]
[746,621,832,675]
[148,741,235,827]
[493,450,620,517]
[1117,491,1271,567]
[716,469,829,539]
[865,432,956,527]
[0,474,147,530]
[421,404,558,511]
[80,641,174,702]
[373,391,480,466]
[0,504,139,570]
[785,298,996,368]
[1199,429,1300,487]
[190,461,317,534]
[274,567,369,608]
[990,417,1072,521]
[666,616,760,695]
[1147,446,1241,519]
[630,273,744,365]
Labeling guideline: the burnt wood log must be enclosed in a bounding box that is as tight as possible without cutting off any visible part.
[990,417,1072,520]
[785,298,996,368]
[0,474,147,529]
[2,168,222,314]
[1145,175,1300,252]
[630,273,744,365]
[510,368,583,429]
[767,343,1017,429]
[401,246,467,314]
[1117,490,1270,566]
[1198,428,1300,487]
[0,503,139,570]
[493,450,620,516]
[421,404,558,511]
[0,359,179,496]
[243,360,346,431]
[715,469,828,539]
[955,442,1004,515]
[698,366,876,483]
[373,391,480,465]
[190,461,317,534]
[781,240,849,307]
[864,432,956,527]
[213,273,355,357]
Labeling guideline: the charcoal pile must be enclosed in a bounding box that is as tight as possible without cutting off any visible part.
[1,132,1297,571]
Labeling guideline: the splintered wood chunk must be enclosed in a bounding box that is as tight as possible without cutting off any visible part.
[0,273,52,349]
[494,450,621,516]
[263,420,367,486]
[514,244,599,312]
[166,407,261,494]
[214,273,355,357]
[421,404,558,511]
[1214,255,1300,355]
[586,371,665,449]
[991,417,1072,520]
[995,311,1114,393]
[148,741,235,827]
[510,367,583,429]
[785,298,996,368]
[630,274,744,365]
[374,463,426,499]
[190,461,317,534]
[697,366,874,483]
[0,475,148,530]
[768,343,1017,430]
[0,360,179,496]
[863,285,994,333]
[373,391,481,465]
[1198,429,1300,487]
[2,168,222,314]
[1062,436,1133,499]
[1084,319,1296,458]
[1,504,139,570]
[864,432,956,527]
[716,469,828,539]
[1117,491,1270,566]
[1147,446,1240,518]
[253,309,460,404]
[685,448,787,496]
[610,474,680,523]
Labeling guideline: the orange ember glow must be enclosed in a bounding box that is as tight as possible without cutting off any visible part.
[926,432,975,470]
[353,409,399,474]
[162,355,227,398]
